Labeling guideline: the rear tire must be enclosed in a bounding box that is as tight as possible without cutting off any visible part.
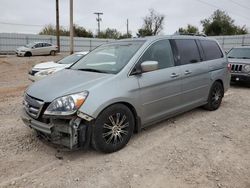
[50,50,56,56]
[91,104,134,153]
[204,81,224,111]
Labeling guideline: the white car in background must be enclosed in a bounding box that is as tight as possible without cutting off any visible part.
[16,42,58,57]
[28,51,89,81]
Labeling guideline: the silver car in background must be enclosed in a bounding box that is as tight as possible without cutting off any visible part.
[16,42,58,57]
[21,35,230,153]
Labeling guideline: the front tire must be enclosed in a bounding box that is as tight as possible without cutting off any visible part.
[91,104,134,153]
[204,81,224,111]
[24,52,32,57]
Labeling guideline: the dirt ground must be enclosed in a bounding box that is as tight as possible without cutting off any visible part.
[0,54,249,188]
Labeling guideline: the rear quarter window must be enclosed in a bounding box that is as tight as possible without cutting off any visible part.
[200,40,223,60]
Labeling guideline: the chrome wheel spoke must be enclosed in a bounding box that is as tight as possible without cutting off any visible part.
[109,116,116,126]
[120,129,128,135]
[118,115,127,126]
[117,132,123,142]
[102,131,113,138]
[119,122,129,129]
[114,134,118,145]
[116,113,120,125]
[104,123,113,130]
[106,134,114,144]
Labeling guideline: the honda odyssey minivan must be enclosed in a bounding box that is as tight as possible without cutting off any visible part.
[21,35,231,153]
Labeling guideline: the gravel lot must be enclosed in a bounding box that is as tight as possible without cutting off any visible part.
[0,55,249,188]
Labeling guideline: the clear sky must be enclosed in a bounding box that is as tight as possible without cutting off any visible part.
[0,0,249,36]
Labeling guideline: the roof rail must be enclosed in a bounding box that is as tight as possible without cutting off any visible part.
[178,33,207,37]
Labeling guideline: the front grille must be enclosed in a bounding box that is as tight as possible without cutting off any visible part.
[29,70,39,76]
[23,94,44,119]
[230,64,243,73]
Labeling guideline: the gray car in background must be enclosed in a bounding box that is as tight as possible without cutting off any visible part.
[21,35,230,153]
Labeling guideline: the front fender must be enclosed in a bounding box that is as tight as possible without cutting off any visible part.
[78,97,139,119]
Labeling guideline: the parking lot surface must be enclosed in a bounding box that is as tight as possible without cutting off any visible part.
[0,55,249,188]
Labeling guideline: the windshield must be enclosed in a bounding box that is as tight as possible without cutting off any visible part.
[57,53,85,64]
[24,43,36,48]
[227,48,250,59]
[70,41,145,74]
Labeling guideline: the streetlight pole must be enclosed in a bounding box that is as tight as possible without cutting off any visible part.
[69,0,74,54]
[94,12,103,37]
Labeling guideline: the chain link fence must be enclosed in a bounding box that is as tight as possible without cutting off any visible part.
[0,33,250,54]
[210,34,250,52]
[0,33,114,54]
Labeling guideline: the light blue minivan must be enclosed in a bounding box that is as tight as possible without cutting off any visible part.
[21,35,231,153]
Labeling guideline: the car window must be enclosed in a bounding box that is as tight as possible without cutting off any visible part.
[138,39,174,71]
[174,39,201,65]
[70,41,145,74]
[35,43,43,48]
[227,48,250,59]
[200,40,223,60]
[44,43,52,47]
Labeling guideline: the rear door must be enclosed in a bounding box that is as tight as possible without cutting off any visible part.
[171,39,210,108]
[134,39,182,125]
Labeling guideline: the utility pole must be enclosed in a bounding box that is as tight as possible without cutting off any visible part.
[69,0,74,54]
[126,19,129,38]
[94,12,103,37]
[56,0,60,52]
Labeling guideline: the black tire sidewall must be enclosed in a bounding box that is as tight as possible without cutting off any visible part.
[25,52,32,57]
[207,82,224,110]
[50,51,56,56]
[92,104,134,153]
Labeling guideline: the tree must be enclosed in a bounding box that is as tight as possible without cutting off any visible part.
[39,24,93,38]
[201,10,248,36]
[98,28,122,39]
[73,25,93,38]
[39,24,69,36]
[137,9,165,37]
[178,24,199,34]
[119,33,132,39]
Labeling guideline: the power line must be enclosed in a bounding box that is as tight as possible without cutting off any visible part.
[196,0,250,21]
[228,0,250,10]
[0,21,43,27]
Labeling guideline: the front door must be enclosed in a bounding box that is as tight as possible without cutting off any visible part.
[135,39,182,125]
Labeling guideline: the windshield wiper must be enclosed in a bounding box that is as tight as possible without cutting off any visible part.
[241,57,250,59]
[76,68,107,73]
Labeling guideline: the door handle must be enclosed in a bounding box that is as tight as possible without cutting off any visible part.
[184,70,192,75]
[171,73,179,78]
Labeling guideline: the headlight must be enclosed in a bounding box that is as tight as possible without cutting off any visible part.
[36,69,57,76]
[243,65,250,73]
[44,91,89,116]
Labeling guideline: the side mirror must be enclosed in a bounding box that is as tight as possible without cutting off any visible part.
[31,46,35,49]
[141,61,158,72]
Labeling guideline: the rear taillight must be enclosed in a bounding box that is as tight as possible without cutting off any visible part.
[227,63,231,72]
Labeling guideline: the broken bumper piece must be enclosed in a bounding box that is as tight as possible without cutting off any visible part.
[21,109,92,149]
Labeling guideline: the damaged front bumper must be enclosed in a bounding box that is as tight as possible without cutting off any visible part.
[21,109,92,149]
